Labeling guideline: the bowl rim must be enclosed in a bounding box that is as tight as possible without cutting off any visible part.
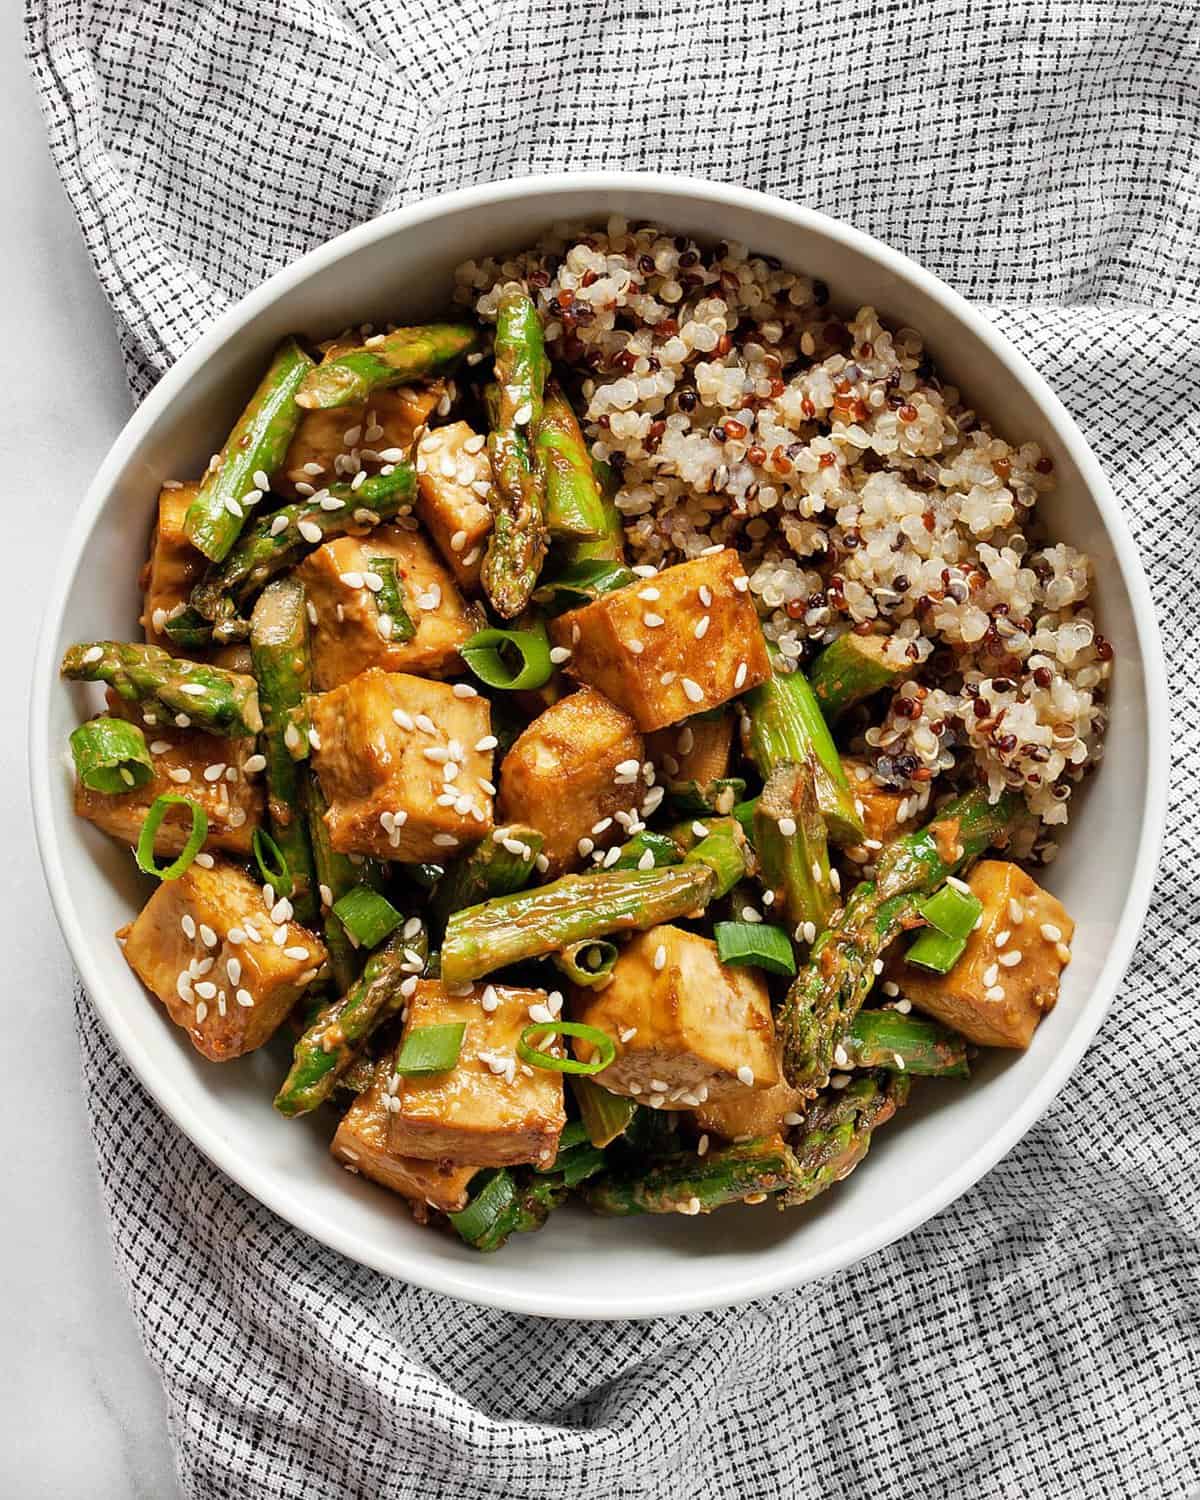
[29,170,1169,1319]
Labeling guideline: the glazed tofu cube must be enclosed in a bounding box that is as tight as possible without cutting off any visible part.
[896,860,1075,1049]
[385,981,565,1167]
[139,482,206,651]
[695,1047,806,1142]
[415,422,494,591]
[331,1066,479,1213]
[571,925,780,1105]
[296,523,477,689]
[647,710,734,788]
[119,857,327,1061]
[74,702,264,856]
[550,550,771,731]
[497,687,645,876]
[274,384,442,500]
[841,756,918,856]
[309,668,494,861]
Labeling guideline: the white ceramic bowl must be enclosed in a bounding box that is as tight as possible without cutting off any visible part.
[31,173,1168,1319]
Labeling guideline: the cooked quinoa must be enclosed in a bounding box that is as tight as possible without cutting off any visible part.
[456,218,1110,852]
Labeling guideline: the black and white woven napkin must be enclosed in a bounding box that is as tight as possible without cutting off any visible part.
[26,1,1200,1495]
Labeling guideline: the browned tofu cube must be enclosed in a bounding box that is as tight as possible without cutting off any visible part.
[571,925,780,1105]
[140,482,206,652]
[896,860,1075,1049]
[331,1067,479,1212]
[415,422,494,591]
[647,710,734,788]
[497,687,644,876]
[550,550,771,731]
[695,1047,806,1142]
[309,668,494,861]
[385,981,565,1167]
[840,755,918,870]
[275,384,441,499]
[74,703,264,856]
[119,857,327,1061]
[296,523,477,689]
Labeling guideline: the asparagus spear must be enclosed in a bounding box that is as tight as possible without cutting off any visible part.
[845,1009,969,1078]
[306,776,384,993]
[295,324,478,410]
[566,456,626,565]
[61,641,262,736]
[248,579,319,926]
[189,466,416,633]
[604,829,684,872]
[184,337,314,562]
[481,291,549,618]
[535,382,606,540]
[753,760,835,932]
[554,938,619,987]
[775,789,1018,1093]
[585,1136,801,1216]
[440,824,744,983]
[745,665,865,846]
[808,632,905,720]
[429,824,543,927]
[274,931,425,1117]
[779,1071,909,1206]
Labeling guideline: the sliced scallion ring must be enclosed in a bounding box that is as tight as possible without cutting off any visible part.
[251,828,293,896]
[460,625,553,691]
[714,920,796,977]
[134,794,209,880]
[393,1022,466,1076]
[333,886,404,948]
[448,1169,517,1245]
[69,717,155,795]
[517,1020,616,1074]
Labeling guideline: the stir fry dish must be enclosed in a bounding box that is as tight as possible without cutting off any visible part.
[60,219,1106,1251]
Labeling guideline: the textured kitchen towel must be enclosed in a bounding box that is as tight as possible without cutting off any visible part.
[25,1,1200,1496]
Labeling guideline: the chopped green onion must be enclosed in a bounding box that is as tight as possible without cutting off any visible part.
[134,794,209,880]
[554,938,619,988]
[668,776,746,816]
[531,559,635,612]
[460,625,553,691]
[448,1168,517,1244]
[905,927,968,974]
[571,1074,636,1148]
[368,557,416,642]
[603,831,682,872]
[251,828,293,896]
[732,797,759,844]
[69,717,154,795]
[393,1022,466,1075]
[917,882,983,940]
[517,1020,617,1074]
[161,606,213,650]
[714,920,797,976]
[333,885,403,948]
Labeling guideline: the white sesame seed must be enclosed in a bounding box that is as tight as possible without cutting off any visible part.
[1040,922,1063,943]
[549,646,572,665]
[243,753,266,774]
[168,766,191,784]
[194,980,217,1000]
[999,949,1023,968]
[637,587,661,601]
[223,495,243,518]
[653,944,667,971]
[693,616,711,640]
[945,875,971,894]
[414,714,436,734]
[681,677,704,703]
[433,834,458,848]
[986,985,1005,1002]
[741,906,762,924]
[736,1065,754,1087]
[1009,899,1027,924]
[298,519,323,543]
[627,639,644,655]
[777,816,797,838]
[734,661,748,689]
[983,963,999,987]
[203,763,225,782]
[642,612,665,628]
[149,739,171,755]
[271,897,293,924]
[577,837,595,857]
[194,1002,208,1024]
[995,929,1010,948]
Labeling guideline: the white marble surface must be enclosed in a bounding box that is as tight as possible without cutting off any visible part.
[1,16,184,1499]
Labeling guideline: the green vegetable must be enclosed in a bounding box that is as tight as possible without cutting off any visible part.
[305,777,386,993]
[745,665,865,846]
[571,1075,636,1148]
[777,1071,910,1206]
[667,777,746,817]
[534,382,608,540]
[248,578,319,925]
[69,717,154,794]
[807,633,906,720]
[481,290,550,618]
[531,558,635,611]
[251,828,292,896]
[554,938,619,987]
[295,323,478,410]
[603,830,684,872]
[846,1009,969,1078]
[753,760,835,932]
[184,337,314,562]
[585,1137,800,1217]
[274,933,422,1117]
[394,1022,466,1076]
[332,886,404,948]
[190,465,417,636]
[459,624,553,691]
[904,927,967,974]
[134,794,209,880]
[918,881,983,939]
[563,455,626,565]
[61,642,262,737]
[449,1123,607,1253]
[367,557,416,642]
[714,921,796,976]
[775,789,1019,1092]
[517,1020,616,1075]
